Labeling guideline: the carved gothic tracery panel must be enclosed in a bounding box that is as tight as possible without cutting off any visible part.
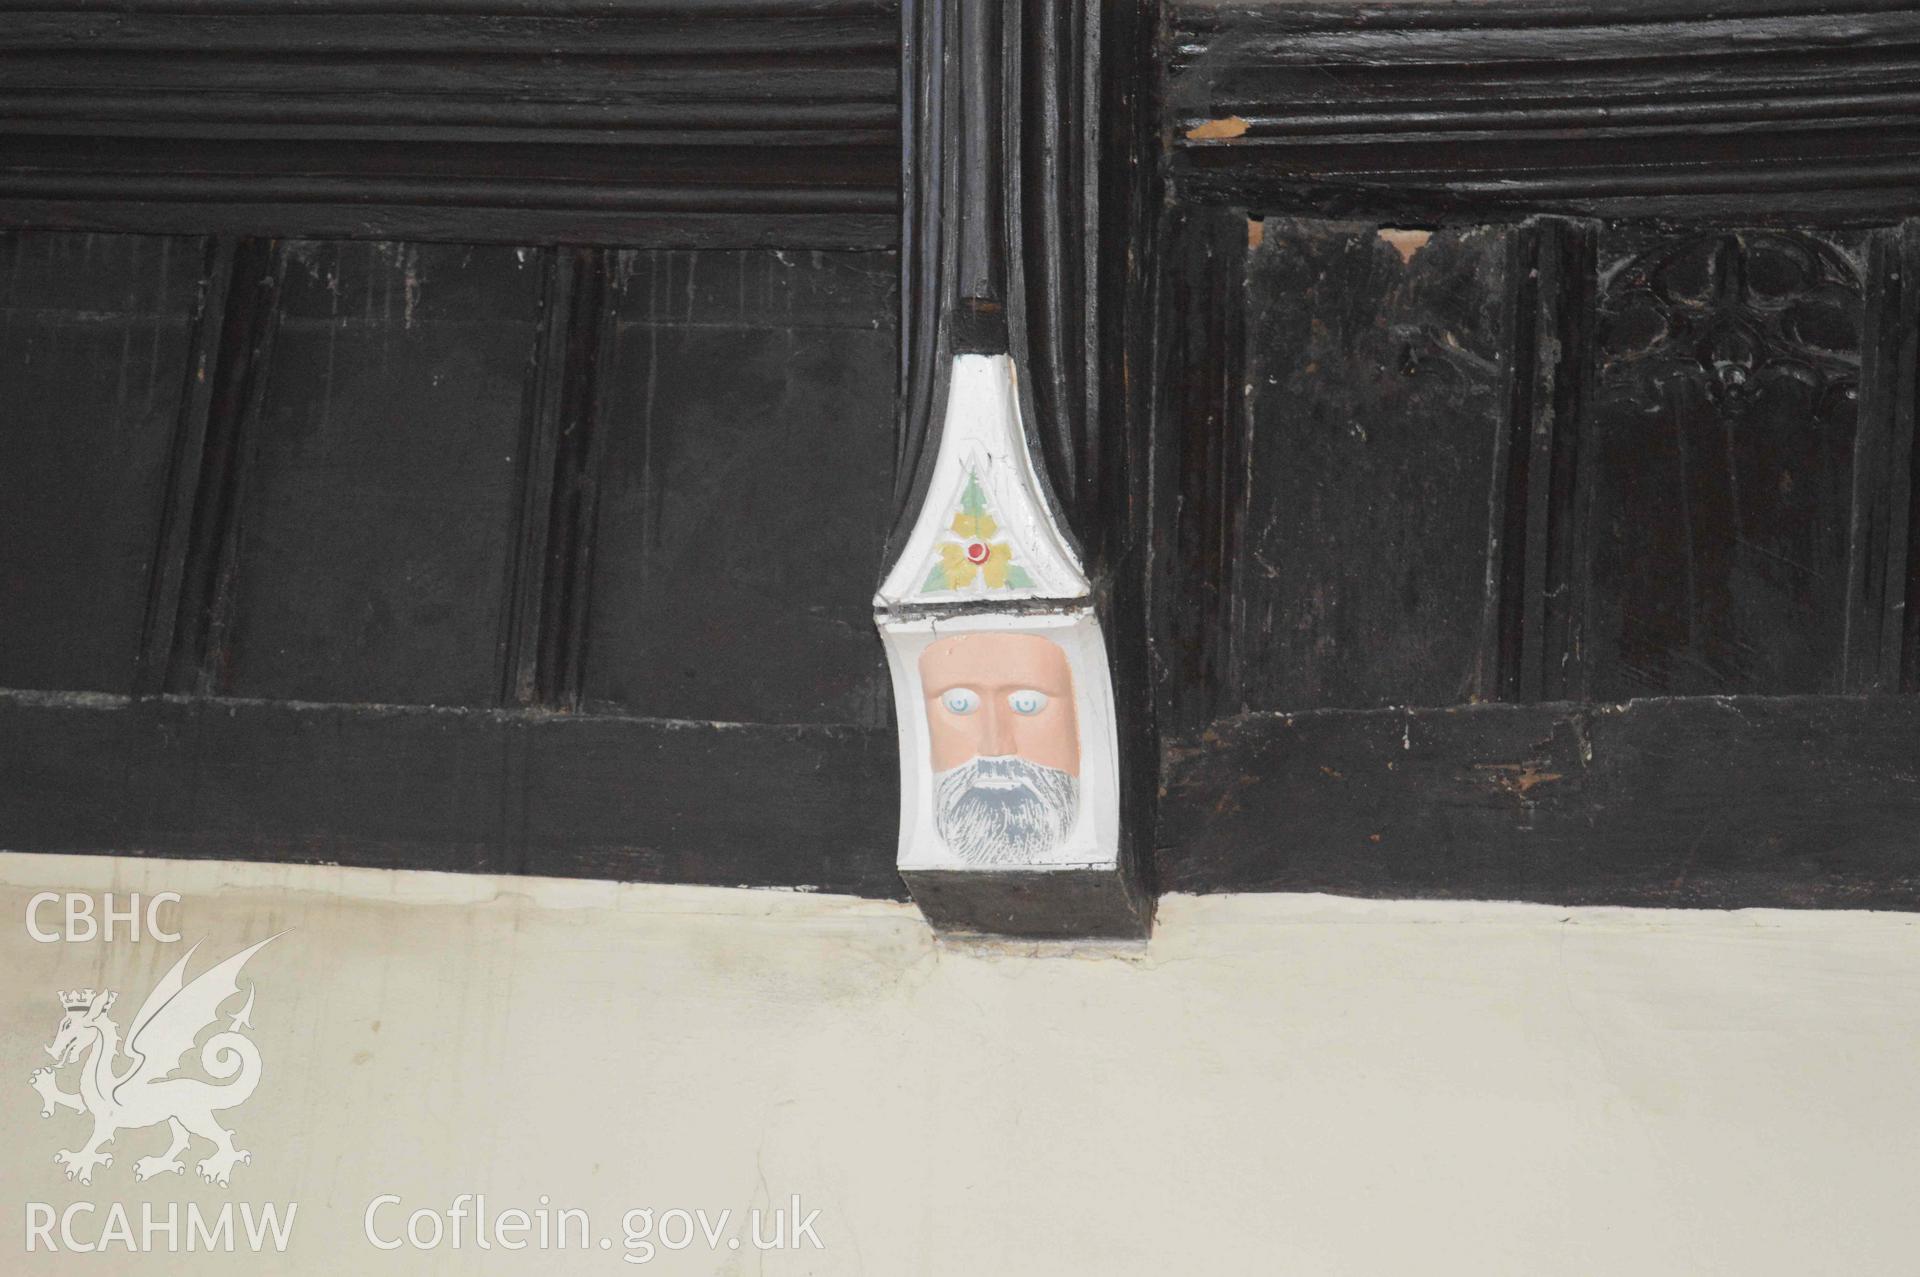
[1590,228,1869,698]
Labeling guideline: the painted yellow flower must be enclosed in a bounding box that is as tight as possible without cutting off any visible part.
[937,539,1016,589]
[920,471,1036,592]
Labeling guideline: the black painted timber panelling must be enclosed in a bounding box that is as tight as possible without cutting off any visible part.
[581,249,896,726]
[0,230,904,894]
[0,231,209,694]
[1167,215,1919,720]
[11,0,1920,915]
[1586,228,1868,698]
[219,241,549,707]
[1234,221,1515,712]
[1151,211,1920,907]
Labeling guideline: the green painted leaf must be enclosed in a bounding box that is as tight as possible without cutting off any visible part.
[960,472,988,518]
[1005,565,1033,589]
[922,563,950,592]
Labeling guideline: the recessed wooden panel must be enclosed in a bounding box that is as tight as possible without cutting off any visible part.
[1234,221,1514,712]
[218,240,548,707]
[0,230,207,693]
[1586,227,1867,699]
[580,248,896,726]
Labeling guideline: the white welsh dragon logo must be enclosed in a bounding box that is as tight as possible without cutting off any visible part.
[29,935,281,1187]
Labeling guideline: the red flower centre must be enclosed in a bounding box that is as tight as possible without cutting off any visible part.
[965,541,990,565]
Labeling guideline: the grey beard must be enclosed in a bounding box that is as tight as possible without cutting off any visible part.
[933,755,1079,865]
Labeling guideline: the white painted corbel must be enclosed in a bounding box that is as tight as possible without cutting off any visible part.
[875,354,1140,937]
[875,354,1089,608]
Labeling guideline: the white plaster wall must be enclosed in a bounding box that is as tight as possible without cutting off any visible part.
[2,851,1918,1275]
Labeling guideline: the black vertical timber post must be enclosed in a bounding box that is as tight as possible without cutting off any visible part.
[893,0,1157,929]
[895,0,1132,558]
[502,246,583,709]
[533,249,616,713]
[1853,221,1920,694]
[160,238,285,697]
[1494,216,1598,704]
[136,235,237,696]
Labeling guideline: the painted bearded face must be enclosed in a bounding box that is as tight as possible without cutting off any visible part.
[918,632,1080,864]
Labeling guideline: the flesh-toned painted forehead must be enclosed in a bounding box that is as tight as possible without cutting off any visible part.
[917,632,1074,696]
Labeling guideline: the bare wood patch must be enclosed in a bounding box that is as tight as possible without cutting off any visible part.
[1186,115,1249,142]
[1377,227,1433,263]
[1474,762,1565,797]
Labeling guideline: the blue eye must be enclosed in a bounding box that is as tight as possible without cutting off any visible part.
[1007,689,1049,716]
[940,688,981,715]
